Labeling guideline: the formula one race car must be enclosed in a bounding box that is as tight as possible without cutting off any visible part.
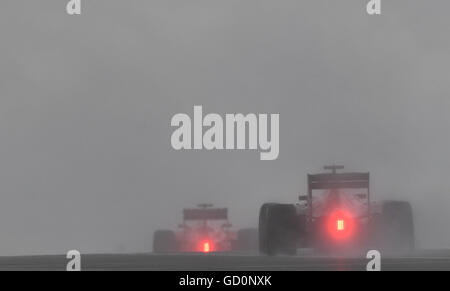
[259,166,415,255]
[153,204,258,253]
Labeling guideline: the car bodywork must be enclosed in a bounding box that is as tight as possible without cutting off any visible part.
[153,204,258,253]
[177,205,235,252]
[259,166,414,255]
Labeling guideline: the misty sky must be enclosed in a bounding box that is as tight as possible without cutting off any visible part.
[0,1,449,255]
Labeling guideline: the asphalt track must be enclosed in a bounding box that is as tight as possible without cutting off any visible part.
[1,250,450,271]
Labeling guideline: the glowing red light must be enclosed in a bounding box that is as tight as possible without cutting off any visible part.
[326,210,355,241]
[337,219,345,231]
[202,242,211,253]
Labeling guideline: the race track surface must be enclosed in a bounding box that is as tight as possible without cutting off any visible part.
[1,250,450,271]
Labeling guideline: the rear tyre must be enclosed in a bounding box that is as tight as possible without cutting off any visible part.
[259,203,273,255]
[259,203,298,256]
[378,201,415,252]
[153,230,177,253]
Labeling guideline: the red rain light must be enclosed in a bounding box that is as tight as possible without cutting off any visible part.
[337,219,345,231]
[202,241,211,253]
[326,210,355,241]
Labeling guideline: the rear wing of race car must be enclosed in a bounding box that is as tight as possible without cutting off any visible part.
[307,168,370,219]
[183,208,228,221]
[308,172,370,190]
